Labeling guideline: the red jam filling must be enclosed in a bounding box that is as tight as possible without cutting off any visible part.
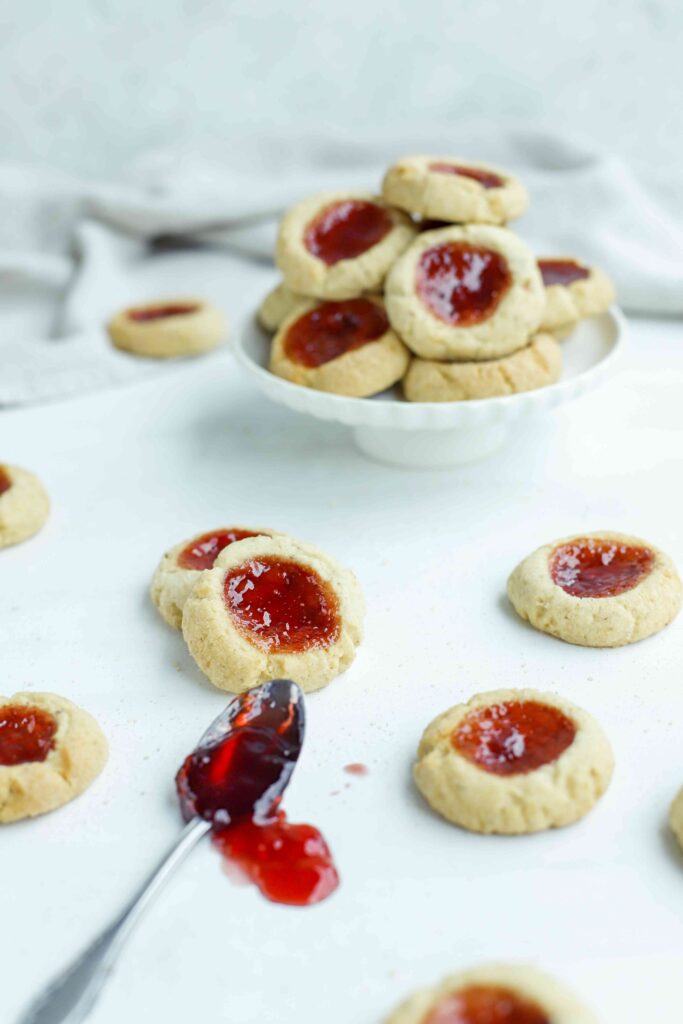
[452,700,576,776]
[538,259,589,287]
[284,298,388,368]
[304,200,392,265]
[224,557,340,653]
[425,985,550,1024]
[428,163,505,190]
[0,705,58,767]
[0,466,11,496]
[416,242,511,326]
[127,303,199,322]
[550,538,654,598]
[178,528,260,571]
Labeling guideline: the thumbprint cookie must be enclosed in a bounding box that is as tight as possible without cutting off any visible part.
[257,282,307,332]
[669,786,683,854]
[538,258,615,334]
[107,298,227,358]
[0,464,50,548]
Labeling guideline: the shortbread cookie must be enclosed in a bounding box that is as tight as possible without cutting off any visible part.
[507,531,682,647]
[414,688,613,835]
[382,155,528,225]
[538,258,615,333]
[151,526,282,629]
[384,963,596,1024]
[270,297,410,398]
[0,464,50,548]
[385,225,544,360]
[403,332,561,402]
[669,786,683,853]
[107,298,227,358]
[276,191,416,300]
[182,534,364,693]
[257,282,306,332]
[0,692,107,823]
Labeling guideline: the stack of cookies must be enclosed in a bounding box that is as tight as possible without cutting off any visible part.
[259,155,615,403]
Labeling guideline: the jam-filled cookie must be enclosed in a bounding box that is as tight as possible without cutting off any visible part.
[269,297,410,398]
[385,225,544,360]
[182,534,364,693]
[0,464,50,548]
[151,526,282,629]
[0,693,107,823]
[403,333,561,403]
[508,531,682,648]
[414,688,613,835]
[538,258,615,333]
[382,155,528,226]
[107,298,227,358]
[276,191,416,300]
[257,282,306,332]
[384,963,596,1024]
[668,785,683,854]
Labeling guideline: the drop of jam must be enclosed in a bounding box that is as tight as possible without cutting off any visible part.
[0,466,12,496]
[452,700,576,776]
[284,298,388,368]
[550,538,654,598]
[416,242,512,326]
[304,200,392,266]
[0,704,58,767]
[224,557,340,653]
[128,303,199,322]
[428,163,505,190]
[425,985,550,1024]
[343,763,368,776]
[177,528,260,571]
[538,259,590,287]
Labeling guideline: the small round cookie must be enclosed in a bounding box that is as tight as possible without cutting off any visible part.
[182,534,365,694]
[669,786,683,853]
[507,531,682,648]
[257,282,306,332]
[0,464,50,548]
[151,525,282,630]
[270,297,410,398]
[276,191,416,300]
[385,225,544,360]
[384,963,596,1024]
[382,155,529,226]
[403,332,561,403]
[107,298,227,358]
[414,688,613,835]
[0,692,108,823]
[538,258,615,333]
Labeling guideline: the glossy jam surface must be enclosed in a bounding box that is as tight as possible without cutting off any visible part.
[304,200,392,265]
[0,466,11,496]
[538,259,589,287]
[128,303,199,322]
[550,538,654,598]
[284,298,388,368]
[178,528,260,571]
[452,700,576,776]
[0,705,58,767]
[425,985,550,1024]
[416,242,511,326]
[224,557,340,653]
[428,163,505,189]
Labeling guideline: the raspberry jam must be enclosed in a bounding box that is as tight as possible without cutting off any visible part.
[416,242,511,326]
[284,298,388,368]
[128,303,199,322]
[224,557,340,653]
[178,529,260,571]
[428,163,505,190]
[0,704,58,767]
[452,700,576,776]
[304,200,392,265]
[0,466,11,496]
[425,985,550,1024]
[550,538,654,598]
[538,259,589,287]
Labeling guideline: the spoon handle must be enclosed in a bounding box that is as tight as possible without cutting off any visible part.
[19,817,211,1024]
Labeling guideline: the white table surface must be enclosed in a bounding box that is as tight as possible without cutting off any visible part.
[2,311,683,1023]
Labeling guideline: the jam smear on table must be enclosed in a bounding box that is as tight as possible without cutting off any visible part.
[304,199,392,265]
[416,242,511,326]
[424,985,550,1024]
[178,528,260,571]
[550,538,654,598]
[452,700,576,776]
[224,557,340,653]
[428,163,505,190]
[0,705,58,767]
[538,259,589,288]
[284,298,388,368]
[127,303,199,322]
[344,762,368,776]
[0,466,11,496]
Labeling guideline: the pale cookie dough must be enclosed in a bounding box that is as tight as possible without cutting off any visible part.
[257,282,307,332]
[385,225,544,360]
[107,298,227,358]
[382,155,529,225]
[403,332,561,402]
[507,531,682,648]
[414,688,613,835]
[0,464,50,548]
[270,297,410,397]
[669,786,683,853]
[384,963,596,1024]
[276,191,416,300]
[182,534,365,694]
[539,258,615,333]
[0,692,108,823]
